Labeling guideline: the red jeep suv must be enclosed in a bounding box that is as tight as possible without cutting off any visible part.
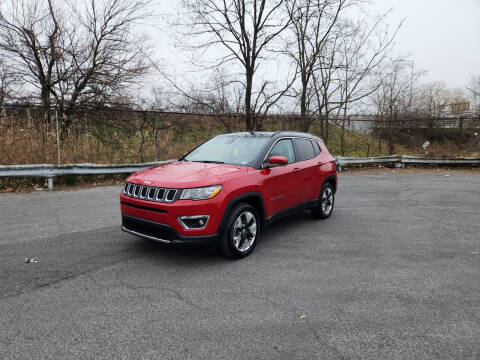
[120,132,337,258]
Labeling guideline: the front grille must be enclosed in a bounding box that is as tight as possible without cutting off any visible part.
[166,189,176,201]
[123,182,180,203]
[123,216,177,240]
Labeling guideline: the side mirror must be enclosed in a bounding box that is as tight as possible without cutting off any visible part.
[264,155,288,168]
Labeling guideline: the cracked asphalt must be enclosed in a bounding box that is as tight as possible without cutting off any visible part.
[0,174,479,359]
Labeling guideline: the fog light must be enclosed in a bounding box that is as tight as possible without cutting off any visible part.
[178,215,210,229]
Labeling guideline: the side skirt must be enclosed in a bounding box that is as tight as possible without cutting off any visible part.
[264,199,318,226]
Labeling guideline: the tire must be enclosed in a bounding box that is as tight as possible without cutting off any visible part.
[219,203,260,259]
[311,183,335,219]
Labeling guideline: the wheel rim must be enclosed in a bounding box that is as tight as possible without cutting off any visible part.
[232,211,257,252]
[321,187,334,215]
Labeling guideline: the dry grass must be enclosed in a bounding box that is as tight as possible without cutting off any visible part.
[1,116,479,166]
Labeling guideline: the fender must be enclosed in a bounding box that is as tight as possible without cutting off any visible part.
[322,174,338,193]
[217,191,266,234]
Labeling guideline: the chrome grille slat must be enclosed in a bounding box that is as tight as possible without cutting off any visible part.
[156,188,166,201]
[147,187,156,200]
[123,182,178,203]
[139,186,147,199]
[166,189,177,202]
[152,188,160,201]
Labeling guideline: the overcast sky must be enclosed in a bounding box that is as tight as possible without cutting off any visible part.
[147,0,480,90]
[372,0,480,88]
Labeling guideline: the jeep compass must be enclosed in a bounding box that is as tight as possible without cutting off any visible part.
[120,132,337,258]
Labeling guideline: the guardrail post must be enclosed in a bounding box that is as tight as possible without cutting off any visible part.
[55,107,61,165]
[47,177,54,190]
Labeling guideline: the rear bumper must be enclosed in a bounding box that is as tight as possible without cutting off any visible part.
[122,215,218,246]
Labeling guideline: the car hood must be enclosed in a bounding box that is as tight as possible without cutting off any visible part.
[127,161,250,188]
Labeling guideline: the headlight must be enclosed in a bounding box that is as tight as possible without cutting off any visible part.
[180,185,222,200]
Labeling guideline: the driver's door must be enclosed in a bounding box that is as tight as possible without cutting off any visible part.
[262,139,301,216]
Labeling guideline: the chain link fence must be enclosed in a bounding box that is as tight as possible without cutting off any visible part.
[1,104,479,165]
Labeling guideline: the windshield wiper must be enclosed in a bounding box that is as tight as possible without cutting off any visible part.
[191,160,225,164]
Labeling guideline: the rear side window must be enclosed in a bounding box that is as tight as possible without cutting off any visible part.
[268,139,295,163]
[293,138,316,161]
[311,140,321,156]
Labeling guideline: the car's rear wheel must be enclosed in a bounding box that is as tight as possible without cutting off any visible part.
[311,183,335,219]
[219,203,260,259]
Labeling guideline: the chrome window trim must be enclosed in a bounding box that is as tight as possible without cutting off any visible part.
[262,137,299,166]
[311,139,322,156]
[262,136,321,168]
[293,137,317,162]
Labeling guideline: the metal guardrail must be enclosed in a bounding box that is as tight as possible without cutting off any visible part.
[0,155,479,190]
[400,155,480,165]
[336,155,480,171]
[0,160,174,189]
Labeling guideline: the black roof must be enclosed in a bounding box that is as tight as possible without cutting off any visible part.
[219,131,323,141]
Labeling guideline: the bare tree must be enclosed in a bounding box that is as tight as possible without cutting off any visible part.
[418,82,451,119]
[0,55,16,105]
[0,0,65,119]
[0,0,151,127]
[371,57,423,154]
[284,0,352,131]
[467,75,480,114]
[335,14,401,154]
[180,0,292,131]
[58,0,151,116]
[311,27,343,141]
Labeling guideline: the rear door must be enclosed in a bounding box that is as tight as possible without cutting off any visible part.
[262,138,300,216]
[292,138,318,203]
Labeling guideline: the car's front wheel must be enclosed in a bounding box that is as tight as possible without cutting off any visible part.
[219,203,260,259]
[311,183,335,219]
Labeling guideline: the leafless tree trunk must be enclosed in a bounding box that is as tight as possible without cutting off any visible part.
[180,0,291,131]
[59,0,150,116]
[467,75,480,115]
[285,0,352,131]
[336,14,401,154]
[370,58,423,154]
[0,56,16,105]
[0,0,151,129]
[0,0,64,121]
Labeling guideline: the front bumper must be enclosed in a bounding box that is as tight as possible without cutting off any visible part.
[120,192,225,236]
[122,215,218,245]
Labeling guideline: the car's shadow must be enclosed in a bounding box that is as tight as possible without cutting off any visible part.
[125,211,314,263]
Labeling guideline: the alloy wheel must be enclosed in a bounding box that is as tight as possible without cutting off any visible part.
[321,186,334,216]
[232,211,257,252]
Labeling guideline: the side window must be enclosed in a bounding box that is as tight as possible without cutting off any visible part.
[294,138,316,162]
[311,140,321,156]
[268,139,295,163]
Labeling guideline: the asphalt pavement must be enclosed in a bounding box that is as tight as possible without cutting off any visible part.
[0,174,479,359]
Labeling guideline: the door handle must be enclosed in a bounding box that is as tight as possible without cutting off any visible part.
[293,167,301,172]
[317,161,325,166]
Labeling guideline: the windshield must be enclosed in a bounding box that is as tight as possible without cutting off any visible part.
[183,135,270,166]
